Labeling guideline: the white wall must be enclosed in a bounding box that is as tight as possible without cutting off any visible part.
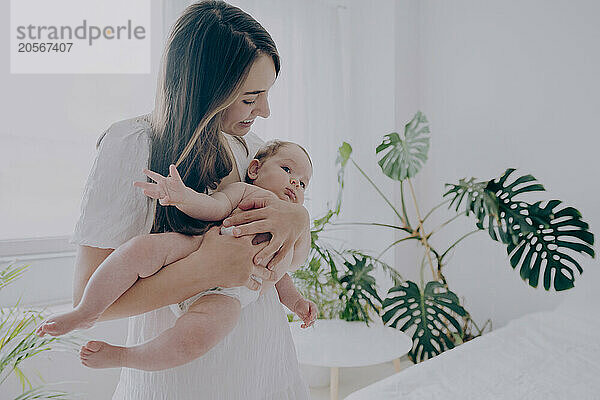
[0,0,164,240]
[396,0,600,328]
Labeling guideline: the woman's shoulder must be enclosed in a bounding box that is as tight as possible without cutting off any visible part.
[244,130,265,157]
[97,114,152,150]
[92,114,152,177]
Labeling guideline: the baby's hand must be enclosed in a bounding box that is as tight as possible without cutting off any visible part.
[134,164,188,206]
[293,298,317,328]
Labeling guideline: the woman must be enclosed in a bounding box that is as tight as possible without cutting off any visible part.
[71,1,311,398]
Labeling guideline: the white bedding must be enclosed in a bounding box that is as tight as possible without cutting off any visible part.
[346,302,600,400]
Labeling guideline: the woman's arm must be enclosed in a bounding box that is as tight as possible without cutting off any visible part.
[72,227,277,321]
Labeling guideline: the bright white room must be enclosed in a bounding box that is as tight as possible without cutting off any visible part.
[1,1,598,399]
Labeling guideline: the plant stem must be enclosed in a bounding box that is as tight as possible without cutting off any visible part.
[318,235,349,242]
[421,198,452,224]
[329,222,412,235]
[407,178,437,280]
[440,229,480,260]
[350,159,406,226]
[428,211,468,238]
[400,181,412,229]
[376,235,419,258]
[470,317,492,336]
[419,252,426,289]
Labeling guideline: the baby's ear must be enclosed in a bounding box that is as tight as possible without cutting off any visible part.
[247,159,261,180]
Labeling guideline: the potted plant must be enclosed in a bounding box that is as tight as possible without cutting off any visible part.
[292,111,595,365]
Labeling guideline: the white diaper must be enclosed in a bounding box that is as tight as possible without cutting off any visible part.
[169,226,261,317]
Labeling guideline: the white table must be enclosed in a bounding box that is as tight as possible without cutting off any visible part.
[289,319,412,400]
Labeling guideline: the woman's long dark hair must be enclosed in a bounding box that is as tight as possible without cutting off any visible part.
[150,0,280,235]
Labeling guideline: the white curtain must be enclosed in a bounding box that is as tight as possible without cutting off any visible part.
[165,0,398,265]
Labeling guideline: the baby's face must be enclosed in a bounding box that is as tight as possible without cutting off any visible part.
[250,144,312,204]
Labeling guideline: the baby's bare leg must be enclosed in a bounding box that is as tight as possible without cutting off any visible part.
[37,232,203,337]
[80,294,241,371]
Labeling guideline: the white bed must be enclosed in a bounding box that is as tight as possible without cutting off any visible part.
[346,270,600,400]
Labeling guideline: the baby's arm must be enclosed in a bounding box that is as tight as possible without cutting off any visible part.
[289,229,311,272]
[275,274,317,328]
[275,274,303,310]
[134,164,250,221]
[179,182,250,221]
[272,233,315,327]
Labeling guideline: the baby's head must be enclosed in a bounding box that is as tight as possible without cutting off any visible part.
[245,140,313,204]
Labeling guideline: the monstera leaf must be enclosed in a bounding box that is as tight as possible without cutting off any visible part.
[445,169,595,290]
[376,111,430,181]
[444,170,545,243]
[381,280,467,363]
[444,177,498,230]
[338,256,382,322]
[506,200,594,290]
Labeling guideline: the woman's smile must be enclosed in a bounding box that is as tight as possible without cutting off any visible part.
[239,119,255,128]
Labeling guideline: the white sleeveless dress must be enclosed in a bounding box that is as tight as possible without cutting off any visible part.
[71,116,310,400]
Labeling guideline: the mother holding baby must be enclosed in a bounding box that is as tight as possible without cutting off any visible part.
[70,1,311,399]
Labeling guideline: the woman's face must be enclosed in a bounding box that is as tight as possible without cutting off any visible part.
[221,55,277,136]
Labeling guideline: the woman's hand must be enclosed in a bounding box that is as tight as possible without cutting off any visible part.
[134,164,190,206]
[201,226,278,291]
[221,196,310,269]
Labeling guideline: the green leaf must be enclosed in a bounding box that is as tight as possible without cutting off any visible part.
[293,248,344,320]
[445,169,595,291]
[337,142,352,168]
[381,280,467,363]
[334,142,353,214]
[483,169,547,244]
[444,176,503,240]
[337,256,382,323]
[506,200,595,291]
[13,386,70,400]
[0,264,77,399]
[0,264,28,291]
[376,111,430,181]
[312,209,335,234]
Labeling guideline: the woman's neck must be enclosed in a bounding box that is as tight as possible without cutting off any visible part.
[217,135,241,190]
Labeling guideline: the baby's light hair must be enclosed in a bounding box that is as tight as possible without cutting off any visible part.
[245,140,312,183]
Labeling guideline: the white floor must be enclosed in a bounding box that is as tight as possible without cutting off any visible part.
[309,358,413,400]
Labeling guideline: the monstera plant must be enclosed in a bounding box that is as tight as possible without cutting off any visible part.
[291,148,402,324]
[292,214,400,323]
[299,111,595,363]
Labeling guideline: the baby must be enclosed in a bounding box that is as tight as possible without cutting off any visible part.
[36,140,317,371]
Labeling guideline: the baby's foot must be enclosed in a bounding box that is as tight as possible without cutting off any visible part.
[36,310,97,337]
[80,340,125,369]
